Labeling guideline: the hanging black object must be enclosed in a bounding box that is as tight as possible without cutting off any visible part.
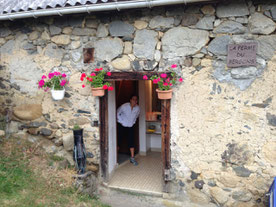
[73,128,86,174]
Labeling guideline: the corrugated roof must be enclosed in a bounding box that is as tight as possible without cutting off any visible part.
[0,0,112,15]
[0,0,213,20]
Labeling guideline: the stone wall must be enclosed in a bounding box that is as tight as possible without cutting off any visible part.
[0,0,276,206]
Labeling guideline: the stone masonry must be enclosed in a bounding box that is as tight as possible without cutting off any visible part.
[0,0,276,206]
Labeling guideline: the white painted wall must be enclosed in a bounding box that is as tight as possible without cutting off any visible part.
[150,134,162,151]
[139,80,147,155]
[108,83,117,176]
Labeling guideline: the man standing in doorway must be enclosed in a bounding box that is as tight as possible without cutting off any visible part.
[117,95,140,166]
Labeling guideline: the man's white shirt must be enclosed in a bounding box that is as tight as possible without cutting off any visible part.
[117,103,140,127]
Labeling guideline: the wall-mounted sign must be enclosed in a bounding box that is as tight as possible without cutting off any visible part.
[227,42,257,68]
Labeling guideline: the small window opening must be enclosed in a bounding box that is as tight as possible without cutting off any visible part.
[83,48,94,63]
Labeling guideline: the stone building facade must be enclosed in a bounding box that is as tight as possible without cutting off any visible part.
[1,0,276,206]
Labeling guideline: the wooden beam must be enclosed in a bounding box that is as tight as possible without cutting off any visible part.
[161,99,171,192]
[100,94,108,181]
[105,72,171,81]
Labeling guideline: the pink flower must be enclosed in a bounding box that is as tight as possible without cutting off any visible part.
[157,78,160,82]
[153,79,159,84]
[41,75,47,79]
[107,72,112,76]
[103,85,108,90]
[60,80,67,86]
[48,73,54,79]
[143,75,148,80]
[171,64,177,68]
[160,73,167,78]
[90,73,96,76]
[39,80,45,87]
[95,68,99,72]
[99,68,103,71]
[179,78,183,82]
[80,77,84,81]
[81,73,86,78]
[163,82,168,86]
[82,84,85,88]
[108,86,114,91]
[88,78,93,82]
[62,73,66,78]
[166,78,170,83]
[169,83,172,86]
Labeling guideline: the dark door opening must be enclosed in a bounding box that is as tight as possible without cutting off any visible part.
[115,80,139,164]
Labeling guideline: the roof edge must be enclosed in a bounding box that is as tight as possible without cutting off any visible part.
[0,0,212,21]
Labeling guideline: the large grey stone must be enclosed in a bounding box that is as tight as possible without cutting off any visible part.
[71,50,82,62]
[0,28,12,37]
[249,12,276,35]
[181,14,199,26]
[109,21,134,37]
[195,16,215,30]
[0,40,15,54]
[44,43,64,59]
[96,24,108,38]
[271,7,276,21]
[230,67,258,79]
[207,35,232,56]
[13,104,42,121]
[232,191,252,202]
[214,21,247,34]
[212,60,255,91]
[257,35,276,60]
[149,16,174,29]
[22,42,37,54]
[40,128,53,136]
[49,25,62,35]
[72,28,96,36]
[233,166,252,177]
[94,38,123,61]
[216,1,249,18]
[133,29,158,60]
[162,27,209,59]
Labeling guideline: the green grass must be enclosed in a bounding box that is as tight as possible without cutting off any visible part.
[0,138,109,207]
[49,155,65,161]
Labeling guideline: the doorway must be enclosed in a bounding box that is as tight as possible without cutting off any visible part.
[115,80,139,164]
[100,72,172,193]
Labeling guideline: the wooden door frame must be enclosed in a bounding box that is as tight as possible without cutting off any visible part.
[99,72,171,192]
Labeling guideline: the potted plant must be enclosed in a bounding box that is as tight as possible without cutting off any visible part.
[38,71,68,101]
[72,124,86,174]
[144,64,183,100]
[80,67,114,96]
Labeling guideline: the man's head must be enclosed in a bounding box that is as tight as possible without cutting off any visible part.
[130,95,138,107]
